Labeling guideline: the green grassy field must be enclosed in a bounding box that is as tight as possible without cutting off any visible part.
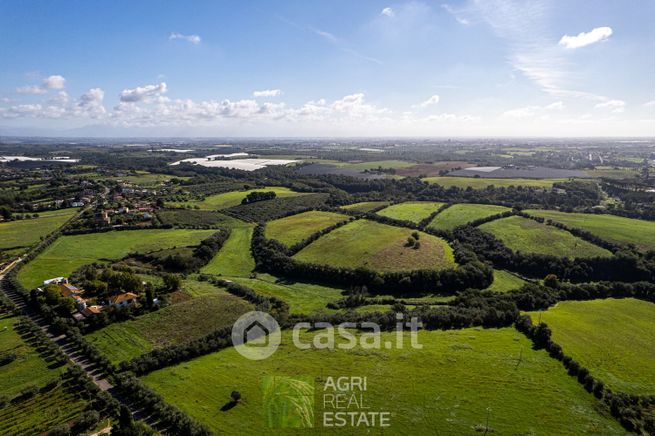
[528,298,655,395]
[340,201,389,213]
[333,160,415,170]
[525,209,655,252]
[479,216,612,258]
[376,201,445,224]
[86,291,253,364]
[17,229,216,289]
[201,225,255,277]
[423,176,563,189]
[143,327,623,434]
[169,187,306,210]
[156,209,244,228]
[0,315,66,397]
[0,384,88,435]
[428,204,511,231]
[294,219,455,272]
[224,273,344,314]
[265,211,349,247]
[0,208,77,252]
[110,171,190,186]
[484,270,528,293]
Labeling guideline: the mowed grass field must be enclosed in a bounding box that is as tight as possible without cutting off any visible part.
[265,211,349,247]
[526,209,655,252]
[143,328,623,434]
[0,314,66,397]
[294,219,455,272]
[340,201,389,213]
[479,216,612,258]
[201,225,255,277]
[423,176,563,189]
[528,298,655,395]
[17,229,216,289]
[428,203,511,231]
[376,201,445,224]
[485,270,528,293]
[224,273,344,314]
[0,208,77,252]
[86,290,253,364]
[169,187,306,210]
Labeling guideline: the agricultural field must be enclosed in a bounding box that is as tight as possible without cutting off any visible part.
[427,203,511,230]
[479,216,612,258]
[110,171,190,186]
[265,210,349,247]
[422,176,562,189]
[525,209,655,252]
[375,201,445,224]
[484,270,528,293]
[200,225,255,277]
[293,219,455,272]
[339,201,389,213]
[527,298,655,395]
[156,209,243,228]
[168,187,306,210]
[86,290,253,364]
[0,315,66,397]
[332,160,415,170]
[224,273,344,314]
[0,208,77,253]
[143,328,623,434]
[17,229,216,289]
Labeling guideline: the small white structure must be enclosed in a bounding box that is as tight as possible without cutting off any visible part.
[43,277,67,286]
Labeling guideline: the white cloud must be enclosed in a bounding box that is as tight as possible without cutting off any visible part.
[419,95,440,108]
[502,101,565,118]
[120,82,167,102]
[311,28,339,44]
[644,100,655,108]
[16,75,66,94]
[559,27,612,49]
[169,32,201,45]
[594,99,625,113]
[253,89,282,98]
[381,7,395,17]
[441,4,470,25]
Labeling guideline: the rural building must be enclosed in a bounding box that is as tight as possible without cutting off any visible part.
[43,277,67,286]
[108,292,138,307]
[59,283,84,298]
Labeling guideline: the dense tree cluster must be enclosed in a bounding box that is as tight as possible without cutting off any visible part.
[241,190,277,204]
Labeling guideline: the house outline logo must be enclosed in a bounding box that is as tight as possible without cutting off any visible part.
[231,311,281,360]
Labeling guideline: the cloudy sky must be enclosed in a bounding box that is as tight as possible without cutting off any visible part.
[1,0,654,137]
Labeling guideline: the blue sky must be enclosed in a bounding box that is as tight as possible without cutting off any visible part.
[1,0,654,136]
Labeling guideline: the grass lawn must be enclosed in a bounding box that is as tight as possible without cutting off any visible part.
[423,176,563,189]
[201,225,255,277]
[143,327,623,434]
[525,209,655,252]
[265,211,349,247]
[0,385,88,435]
[224,273,344,314]
[527,298,655,395]
[428,204,511,231]
[0,208,78,252]
[340,201,389,213]
[484,270,528,293]
[479,216,612,258]
[169,187,306,210]
[86,291,253,364]
[376,201,445,224]
[294,220,455,272]
[0,314,66,397]
[17,229,216,289]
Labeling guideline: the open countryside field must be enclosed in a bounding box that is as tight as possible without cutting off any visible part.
[0,208,77,252]
[200,225,255,277]
[0,314,66,397]
[528,298,655,395]
[156,209,244,228]
[376,201,445,223]
[526,209,655,252]
[340,201,389,213]
[169,187,306,210]
[485,269,528,293]
[143,328,623,435]
[265,210,349,247]
[428,203,511,230]
[422,176,563,189]
[86,290,253,364]
[294,219,455,272]
[17,229,216,289]
[332,160,415,170]
[479,216,612,258]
